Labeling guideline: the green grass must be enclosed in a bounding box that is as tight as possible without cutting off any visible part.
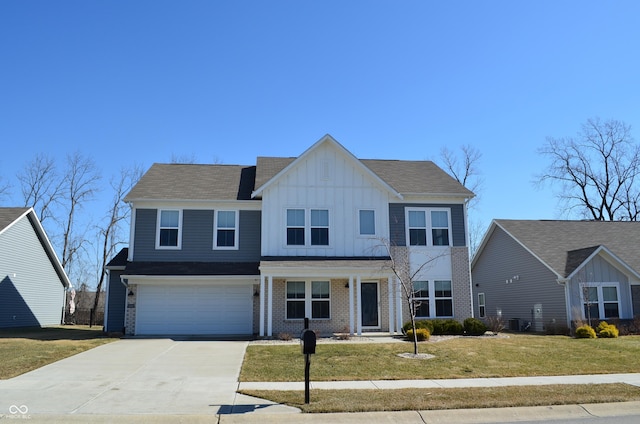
[241,384,640,413]
[240,334,640,382]
[0,325,119,379]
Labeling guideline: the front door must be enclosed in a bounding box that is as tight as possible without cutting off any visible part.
[361,282,379,328]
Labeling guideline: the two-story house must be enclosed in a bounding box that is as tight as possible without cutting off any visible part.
[105,135,474,337]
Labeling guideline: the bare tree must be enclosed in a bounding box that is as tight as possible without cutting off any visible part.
[92,165,143,314]
[60,152,101,275]
[17,154,63,223]
[0,175,10,201]
[379,240,450,355]
[537,118,640,221]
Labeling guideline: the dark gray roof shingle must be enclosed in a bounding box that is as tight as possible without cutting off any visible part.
[0,207,29,231]
[495,220,640,277]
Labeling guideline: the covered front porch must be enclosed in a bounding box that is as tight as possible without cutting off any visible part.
[257,258,403,337]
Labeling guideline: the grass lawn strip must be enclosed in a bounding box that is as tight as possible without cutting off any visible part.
[0,326,119,379]
[241,384,640,413]
[241,335,640,382]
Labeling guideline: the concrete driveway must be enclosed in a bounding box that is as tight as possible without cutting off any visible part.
[0,338,298,417]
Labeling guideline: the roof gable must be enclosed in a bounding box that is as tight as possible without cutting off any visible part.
[475,219,640,279]
[251,134,402,199]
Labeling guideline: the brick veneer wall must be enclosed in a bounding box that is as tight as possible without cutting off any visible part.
[125,285,137,335]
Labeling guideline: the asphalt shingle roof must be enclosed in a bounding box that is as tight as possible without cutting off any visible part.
[495,219,640,278]
[0,207,29,232]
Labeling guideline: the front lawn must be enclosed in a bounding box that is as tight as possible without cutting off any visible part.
[0,326,119,379]
[240,334,640,382]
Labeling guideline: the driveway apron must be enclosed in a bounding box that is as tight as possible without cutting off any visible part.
[0,339,268,416]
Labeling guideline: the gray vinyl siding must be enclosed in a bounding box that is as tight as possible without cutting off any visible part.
[388,203,466,247]
[105,270,126,333]
[0,215,65,328]
[471,227,567,331]
[632,286,640,317]
[133,209,261,262]
[566,255,633,320]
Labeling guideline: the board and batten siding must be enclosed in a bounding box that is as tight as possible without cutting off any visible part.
[260,143,391,257]
[388,203,467,247]
[133,209,261,262]
[567,254,633,319]
[471,227,567,330]
[0,214,65,328]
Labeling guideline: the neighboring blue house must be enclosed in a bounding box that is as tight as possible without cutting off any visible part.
[105,135,475,336]
[0,207,70,328]
[472,219,640,332]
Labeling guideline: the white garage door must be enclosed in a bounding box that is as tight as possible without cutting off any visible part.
[136,284,252,335]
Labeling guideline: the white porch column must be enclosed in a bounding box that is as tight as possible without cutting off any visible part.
[259,275,266,337]
[348,276,355,335]
[267,275,273,337]
[387,275,395,334]
[356,276,362,336]
[395,277,403,333]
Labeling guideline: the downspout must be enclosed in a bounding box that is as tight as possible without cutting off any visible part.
[464,196,475,318]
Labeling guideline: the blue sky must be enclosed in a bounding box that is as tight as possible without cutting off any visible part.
[2,0,640,236]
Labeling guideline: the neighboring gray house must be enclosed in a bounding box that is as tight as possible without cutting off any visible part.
[0,207,70,328]
[472,220,640,332]
[105,135,475,336]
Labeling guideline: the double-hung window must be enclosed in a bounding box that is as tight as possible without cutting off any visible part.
[214,210,238,249]
[582,283,620,320]
[286,208,329,246]
[406,208,451,246]
[359,209,376,236]
[157,209,181,248]
[478,293,486,318]
[413,280,453,318]
[286,280,331,319]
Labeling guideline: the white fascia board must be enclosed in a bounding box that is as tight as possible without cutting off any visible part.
[251,134,403,200]
[566,245,640,281]
[128,199,262,210]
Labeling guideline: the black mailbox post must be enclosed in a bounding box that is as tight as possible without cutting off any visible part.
[301,318,316,403]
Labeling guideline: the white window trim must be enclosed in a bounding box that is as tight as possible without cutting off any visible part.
[405,207,452,247]
[213,210,239,250]
[579,282,621,320]
[155,209,182,250]
[285,208,331,248]
[357,208,377,237]
[285,279,331,320]
[413,279,454,319]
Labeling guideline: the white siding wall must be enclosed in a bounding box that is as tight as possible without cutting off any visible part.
[261,143,391,257]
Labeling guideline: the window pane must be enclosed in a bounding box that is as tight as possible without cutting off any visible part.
[479,305,486,318]
[435,281,452,297]
[413,281,429,298]
[159,229,178,246]
[604,303,619,319]
[359,210,375,235]
[436,299,453,317]
[311,228,329,245]
[287,228,305,245]
[432,228,450,246]
[409,229,427,246]
[602,287,618,302]
[431,210,449,228]
[409,211,426,227]
[415,301,429,317]
[311,209,328,226]
[287,301,305,319]
[216,229,235,247]
[312,281,330,298]
[217,211,235,228]
[584,303,600,320]
[478,293,485,305]
[160,210,179,227]
[287,209,305,226]
[585,287,599,302]
[286,281,305,299]
[312,301,330,319]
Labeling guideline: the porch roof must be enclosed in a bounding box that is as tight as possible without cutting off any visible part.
[259,256,392,278]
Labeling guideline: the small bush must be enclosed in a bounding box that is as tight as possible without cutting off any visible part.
[406,328,430,341]
[575,325,597,339]
[485,316,506,334]
[402,320,434,334]
[463,318,488,336]
[433,319,464,335]
[596,321,619,338]
[277,332,292,341]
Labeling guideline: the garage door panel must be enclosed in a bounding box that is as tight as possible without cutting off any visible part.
[136,284,252,335]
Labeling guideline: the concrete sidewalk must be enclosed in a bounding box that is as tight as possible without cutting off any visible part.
[239,372,640,391]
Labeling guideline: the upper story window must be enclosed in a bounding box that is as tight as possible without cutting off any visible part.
[359,209,376,236]
[406,208,451,247]
[156,209,182,249]
[286,208,330,247]
[214,210,238,249]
